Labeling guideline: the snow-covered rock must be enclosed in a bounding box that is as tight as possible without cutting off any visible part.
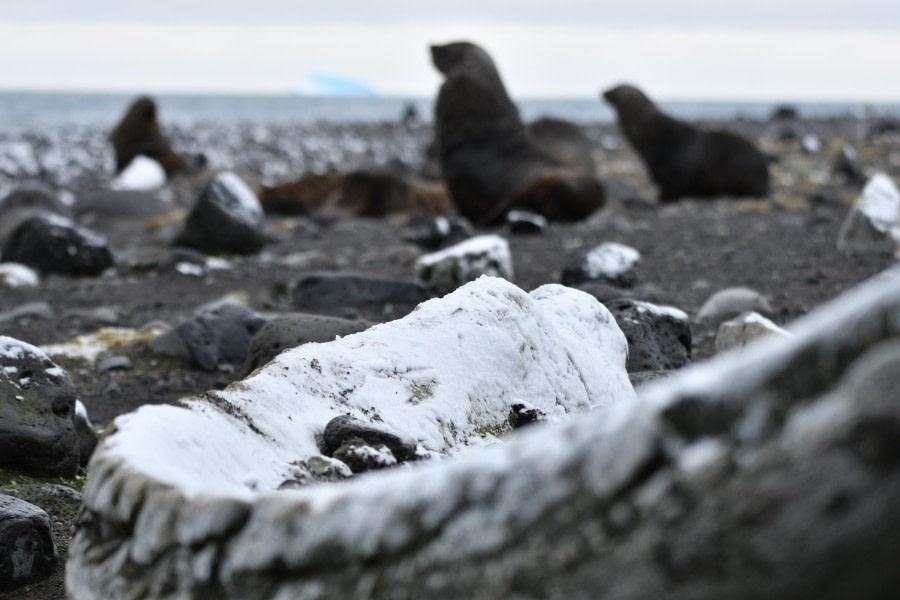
[110,155,166,191]
[563,241,641,287]
[67,277,635,595]
[0,263,39,288]
[715,311,793,354]
[67,267,900,599]
[414,234,513,295]
[837,173,900,256]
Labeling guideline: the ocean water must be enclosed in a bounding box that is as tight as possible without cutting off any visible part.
[2,90,900,131]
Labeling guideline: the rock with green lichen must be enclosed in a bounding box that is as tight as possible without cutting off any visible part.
[0,337,80,477]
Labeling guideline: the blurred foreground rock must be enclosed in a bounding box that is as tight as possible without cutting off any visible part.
[66,268,900,598]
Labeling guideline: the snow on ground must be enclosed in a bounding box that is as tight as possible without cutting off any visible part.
[95,277,635,500]
[111,155,166,191]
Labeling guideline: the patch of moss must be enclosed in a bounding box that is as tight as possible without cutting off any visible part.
[475,421,512,439]
[0,466,88,492]
[407,380,436,405]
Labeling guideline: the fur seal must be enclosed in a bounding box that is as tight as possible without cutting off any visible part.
[110,96,186,177]
[602,84,769,201]
[258,170,453,217]
[431,41,603,223]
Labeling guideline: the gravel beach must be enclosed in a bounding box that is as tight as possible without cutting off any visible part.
[1,110,898,598]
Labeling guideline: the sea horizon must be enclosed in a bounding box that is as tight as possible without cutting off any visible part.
[2,88,900,131]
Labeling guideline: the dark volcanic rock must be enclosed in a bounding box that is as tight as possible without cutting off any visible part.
[0,494,58,592]
[149,301,266,371]
[606,299,692,372]
[322,415,417,462]
[509,402,547,429]
[0,184,72,245]
[176,172,265,255]
[332,438,398,474]
[242,313,372,375]
[0,337,80,477]
[1,214,113,276]
[292,272,430,308]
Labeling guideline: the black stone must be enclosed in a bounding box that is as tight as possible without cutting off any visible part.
[175,173,265,255]
[322,415,417,462]
[1,215,113,276]
[509,403,547,429]
[292,272,430,308]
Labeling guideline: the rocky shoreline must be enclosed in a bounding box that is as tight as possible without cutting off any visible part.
[1,110,899,598]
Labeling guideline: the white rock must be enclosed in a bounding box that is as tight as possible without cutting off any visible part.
[111,155,166,191]
[837,173,900,256]
[698,287,773,324]
[414,234,513,294]
[583,242,641,280]
[0,262,39,288]
[715,311,793,354]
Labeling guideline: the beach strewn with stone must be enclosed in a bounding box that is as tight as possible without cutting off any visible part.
[1,93,899,598]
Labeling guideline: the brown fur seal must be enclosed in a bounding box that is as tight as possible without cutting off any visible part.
[258,170,453,217]
[431,41,603,223]
[110,96,186,177]
[602,84,769,201]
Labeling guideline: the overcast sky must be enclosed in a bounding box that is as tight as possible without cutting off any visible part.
[2,1,899,100]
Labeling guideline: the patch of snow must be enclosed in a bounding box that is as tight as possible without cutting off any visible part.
[111,155,166,191]
[631,300,689,322]
[857,173,900,239]
[205,257,231,271]
[75,400,89,421]
[41,327,162,364]
[0,263,39,288]
[175,262,205,277]
[583,242,641,279]
[95,277,634,500]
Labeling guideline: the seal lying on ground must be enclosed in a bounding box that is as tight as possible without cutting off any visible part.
[109,96,187,177]
[431,41,603,223]
[602,84,769,201]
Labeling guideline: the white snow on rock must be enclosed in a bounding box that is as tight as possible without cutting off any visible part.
[715,311,793,354]
[208,171,263,226]
[0,263,39,288]
[111,155,166,191]
[838,173,900,255]
[631,299,689,322]
[583,242,641,279]
[414,234,513,295]
[88,277,634,500]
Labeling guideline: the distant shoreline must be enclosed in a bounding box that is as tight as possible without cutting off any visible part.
[1,89,899,130]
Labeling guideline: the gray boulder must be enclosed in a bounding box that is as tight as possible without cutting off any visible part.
[0,337,80,477]
[292,272,430,308]
[0,494,58,592]
[241,313,372,376]
[606,298,692,371]
[697,286,773,325]
[562,241,641,287]
[149,300,266,371]
[176,172,265,254]
[1,214,113,276]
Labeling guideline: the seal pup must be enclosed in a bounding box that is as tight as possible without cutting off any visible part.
[110,96,187,177]
[431,41,603,223]
[602,84,769,201]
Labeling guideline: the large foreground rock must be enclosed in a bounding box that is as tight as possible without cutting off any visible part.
[67,277,634,597]
[68,269,900,599]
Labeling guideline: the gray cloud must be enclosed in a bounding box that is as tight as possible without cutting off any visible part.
[4,0,900,30]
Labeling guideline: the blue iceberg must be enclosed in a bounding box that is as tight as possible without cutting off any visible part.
[292,70,375,97]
